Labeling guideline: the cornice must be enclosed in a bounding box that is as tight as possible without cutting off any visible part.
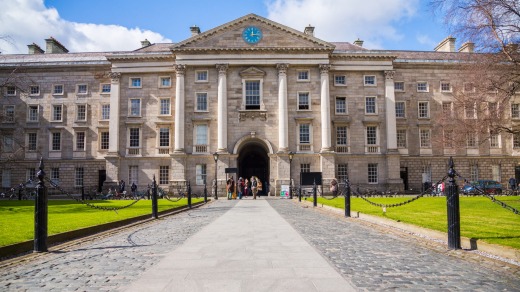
[106,53,174,62]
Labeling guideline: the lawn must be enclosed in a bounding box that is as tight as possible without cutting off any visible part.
[312,196,520,250]
[0,198,202,247]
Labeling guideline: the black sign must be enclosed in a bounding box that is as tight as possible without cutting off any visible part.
[300,172,322,186]
[225,168,238,173]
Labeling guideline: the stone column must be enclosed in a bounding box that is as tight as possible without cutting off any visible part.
[319,64,332,152]
[174,65,186,153]
[216,64,228,152]
[384,70,397,150]
[277,64,289,152]
[105,72,121,189]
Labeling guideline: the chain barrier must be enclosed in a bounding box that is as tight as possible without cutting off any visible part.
[45,178,142,213]
[160,186,185,202]
[0,179,35,199]
[316,186,341,200]
[455,173,520,216]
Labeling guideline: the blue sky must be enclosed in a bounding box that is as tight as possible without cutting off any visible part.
[0,0,451,54]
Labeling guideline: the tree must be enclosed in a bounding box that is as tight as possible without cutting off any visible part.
[431,0,520,149]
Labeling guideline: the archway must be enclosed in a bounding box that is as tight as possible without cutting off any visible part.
[238,141,269,196]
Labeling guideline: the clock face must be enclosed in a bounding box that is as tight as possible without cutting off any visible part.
[242,26,262,44]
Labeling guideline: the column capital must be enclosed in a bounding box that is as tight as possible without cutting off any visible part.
[175,64,186,76]
[319,64,331,74]
[384,70,396,80]
[108,72,121,83]
[216,64,229,75]
[276,63,289,75]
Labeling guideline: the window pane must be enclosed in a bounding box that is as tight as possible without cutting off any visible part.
[100,132,109,150]
[195,125,208,145]
[336,126,347,145]
[102,105,110,120]
[160,99,170,115]
[299,124,310,144]
[52,132,61,151]
[196,164,207,185]
[397,129,407,148]
[395,102,405,118]
[76,132,85,150]
[28,133,37,151]
[366,126,377,145]
[160,166,169,185]
[245,81,260,110]
[298,92,309,110]
[77,105,86,121]
[365,97,376,113]
[418,102,429,118]
[368,163,378,183]
[130,128,140,147]
[196,93,208,111]
[336,97,346,114]
[159,128,169,147]
[131,99,140,116]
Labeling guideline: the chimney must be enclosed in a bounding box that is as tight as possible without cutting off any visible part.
[304,25,314,37]
[141,39,151,48]
[434,36,456,52]
[190,25,201,36]
[28,43,45,54]
[458,41,474,53]
[353,38,364,47]
[45,37,69,54]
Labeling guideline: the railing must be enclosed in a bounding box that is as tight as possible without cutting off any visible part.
[298,144,311,152]
[335,145,349,153]
[193,145,208,153]
[157,148,170,155]
[365,145,379,153]
[127,148,140,156]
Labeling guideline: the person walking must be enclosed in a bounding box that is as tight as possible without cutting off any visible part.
[509,177,516,191]
[237,177,244,199]
[251,176,258,199]
[244,178,250,197]
[226,176,235,200]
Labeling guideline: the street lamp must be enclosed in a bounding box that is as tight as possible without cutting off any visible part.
[288,151,294,199]
[213,152,219,200]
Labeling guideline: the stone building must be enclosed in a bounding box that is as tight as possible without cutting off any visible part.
[1,14,518,195]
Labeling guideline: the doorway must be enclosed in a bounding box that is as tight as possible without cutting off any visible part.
[400,167,409,191]
[238,143,269,195]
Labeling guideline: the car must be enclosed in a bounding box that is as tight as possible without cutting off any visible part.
[461,180,502,195]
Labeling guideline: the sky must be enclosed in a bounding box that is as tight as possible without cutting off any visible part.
[0,0,451,54]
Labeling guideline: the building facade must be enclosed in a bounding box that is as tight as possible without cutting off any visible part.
[1,14,518,195]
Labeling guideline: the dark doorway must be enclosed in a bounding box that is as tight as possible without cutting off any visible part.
[238,143,269,195]
[98,170,106,192]
[400,167,409,190]
[515,166,520,184]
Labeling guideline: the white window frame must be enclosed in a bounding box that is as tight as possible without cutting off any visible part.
[335,125,349,153]
[50,131,62,151]
[368,163,378,184]
[195,92,208,112]
[100,83,111,94]
[99,130,109,150]
[53,84,64,95]
[335,97,347,115]
[297,92,311,111]
[300,163,311,173]
[158,127,171,149]
[490,132,501,148]
[76,104,87,122]
[6,86,16,96]
[27,105,39,122]
[30,85,40,96]
[242,79,263,110]
[365,96,377,114]
[159,76,171,88]
[418,101,430,119]
[365,125,379,153]
[50,168,59,184]
[127,127,142,156]
[440,81,452,92]
[196,164,207,185]
[27,132,37,151]
[75,131,86,151]
[396,129,407,148]
[364,75,376,86]
[417,81,429,92]
[394,81,404,92]
[297,70,310,82]
[51,104,63,122]
[466,132,478,148]
[297,121,313,152]
[195,70,208,83]
[75,167,84,187]
[27,168,36,182]
[3,105,15,123]
[101,104,110,120]
[511,103,520,119]
[465,102,477,119]
[419,129,431,148]
[395,101,406,118]
[76,84,88,95]
[159,166,170,185]
[193,123,209,153]
[334,75,346,86]
[129,98,141,117]
[129,77,142,88]
[159,98,171,115]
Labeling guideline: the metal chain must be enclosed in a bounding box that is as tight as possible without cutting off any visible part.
[0,179,33,199]
[45,178,142,212]
[159,186,185,202]
[316,186,341,200]
[455,172,520,216]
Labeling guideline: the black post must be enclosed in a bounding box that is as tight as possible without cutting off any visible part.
[288,152,294,199]
[313,179,317,207]
[446,157,461,249]
[34,158,48,252]
[152,175,158,219]
[344,176,351,218]
[81,185,85,201]
[213,152,219,200]
[204,183,208,203]
[18,185,22,200]
[298,186,302,202]
[187,181,192,209]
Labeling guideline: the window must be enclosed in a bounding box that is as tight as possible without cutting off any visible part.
[77,84,88,95]
[76,131,86,151]
[420,129,431,148]
[159,76,171,88]
[194,124,208,152]
[364,75,376,86]
[27,133,37,151]
[444,130,453,148]
[76,104,86,121]
[366,126,377,145]
[196,71,208,82]
[368,163,378,184]
[440,81,451,92]
[100,131,109,150]
[53,84,64,95]
[27,105,39,122]
[196,164,207,185]
[160,99,170,115]
[101,104,110,120]
[297,70,309,81]
[75,167,84,186]
[129,99,141,116]
[337,164,348,183]
[395,101,405,118]
[130,77,142,88]
[30,85,40,96]
[51,168,59,184]
[245,80,261,110]
[511,103,520,119]
[417,82,429,92]
[365,97,377,114]
[492,165,501,182]
[299,123,310,144]
[4,105,14,123]
[129,128,140,148]
[397,129,407,148]
[196,93,208,111]
[488,102,499,118]
[467,132,477,147]
[418,101,429,118]
[297,92,310,110]
[301,163,310,173]
[490,132,500,148]
[334,75,346,86]
[2,170,11,188]
[514,133,520,149]
[394,82,404,91]
[470,164,479,181]
[6,86,16,96]
[52,105,63,122]
[160,166,169,185]
[336,126,348,146]
[465,103,476,119]
[159,128,170,147]
[333,97,347,114]
[27,168,36,182]
[3,135,13,152]
[442,102,453,117]
[51,132,61,151]
[129,166,139,185]
[464,82,475,93]
[101,83,111,94]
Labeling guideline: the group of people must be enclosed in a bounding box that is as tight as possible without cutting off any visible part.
[226,176,260,200]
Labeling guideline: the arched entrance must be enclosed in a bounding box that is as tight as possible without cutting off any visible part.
[238,141,269,196]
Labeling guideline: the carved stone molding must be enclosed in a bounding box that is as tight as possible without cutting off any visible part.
[319,64,331,74]
[108,72,121,83]
[384,70,396,80]
[216,64,229,75]
[276,63,288,75]
[239,111,267,121]
[175,64,186,76]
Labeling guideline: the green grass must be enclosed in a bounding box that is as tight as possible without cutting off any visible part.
[0,198,202,247]
[313,196,520,250]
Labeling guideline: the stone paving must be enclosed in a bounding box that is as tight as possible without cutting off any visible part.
[0,198,519,291]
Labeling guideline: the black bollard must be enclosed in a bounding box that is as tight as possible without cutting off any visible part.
[298,186,302,202]
[187,181,192,209]
[344,176,351,218]
[204,183,208,203]
[34,158,48,252]
[81,185,85,201]
[446,157,461,249]
[18,185,22,201]
[152,176,158,219]
[313,179,317,207]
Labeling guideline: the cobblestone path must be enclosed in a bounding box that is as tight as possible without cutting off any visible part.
[0,200,236,291]
[268,199,520,291]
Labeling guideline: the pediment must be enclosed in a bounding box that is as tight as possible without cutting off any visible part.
[239,67,266,78]
[171,14,335,53]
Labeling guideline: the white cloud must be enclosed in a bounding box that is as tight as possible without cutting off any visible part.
[0,0,171,54]
[266,0,419,49]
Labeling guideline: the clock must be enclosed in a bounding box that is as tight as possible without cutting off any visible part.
[242,26,262,44]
